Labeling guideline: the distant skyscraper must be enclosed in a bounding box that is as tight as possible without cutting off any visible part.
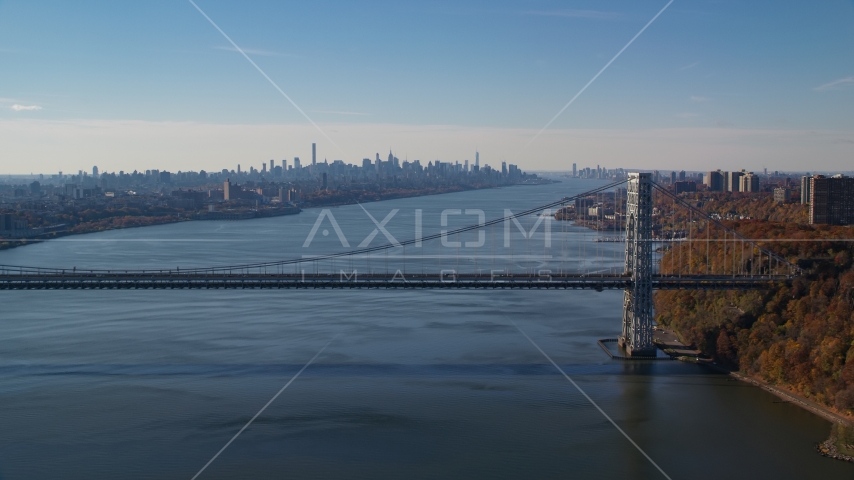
[270,160,274,171]
[92,166,98,177]
[475,151,479,168]
[237,164,241,174]
[312,143,316,165]
[572,163,577,177]
[294,157,301,170]
[464,159,469,172]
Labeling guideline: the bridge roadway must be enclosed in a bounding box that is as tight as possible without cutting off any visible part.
[0,272,789,290]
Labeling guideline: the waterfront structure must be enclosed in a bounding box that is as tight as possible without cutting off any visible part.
[809,175,854,225]
[620,173,655,356]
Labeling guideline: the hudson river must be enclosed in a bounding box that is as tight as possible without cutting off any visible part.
[1,180,851,478]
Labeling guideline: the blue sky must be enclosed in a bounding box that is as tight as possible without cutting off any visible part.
[1,0,853,173]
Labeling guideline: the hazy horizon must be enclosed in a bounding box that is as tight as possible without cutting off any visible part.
[2,0,853,173]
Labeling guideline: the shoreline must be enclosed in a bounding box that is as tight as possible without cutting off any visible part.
[706,364,854,427]
[702,359,854,463]
[0,182,554,253]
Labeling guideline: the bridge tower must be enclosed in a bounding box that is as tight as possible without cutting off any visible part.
[619,172,655,356]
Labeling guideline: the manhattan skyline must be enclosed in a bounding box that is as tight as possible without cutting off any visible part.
[1,0,853,173]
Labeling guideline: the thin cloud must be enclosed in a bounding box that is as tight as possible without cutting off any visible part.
[214,46,295,57]
[311,110,371,116]
[813,76,854,92]
[10,104,42,111]
[690,95,711,102]
[522,10,624,20]
[679,61,700,71]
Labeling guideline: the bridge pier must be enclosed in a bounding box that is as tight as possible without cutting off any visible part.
[619,172,656,357]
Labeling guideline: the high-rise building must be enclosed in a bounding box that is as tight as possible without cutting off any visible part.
[670,171,676,184]
[312,143,317,165]
[572,163,577,177]
[674,181,696,194]
[92,166,99,177]
[475,151,479,168]
[728,171,744,192]
[774,187,791,204]
[801,175,811,204]
[223,179,232,201]
[501,161,507,175]
[809,175,854,225]
[739,173,759,192]
[294,157,301,170]
[705,170,724,191]
[678,170,686,181]
[270,160,275,172]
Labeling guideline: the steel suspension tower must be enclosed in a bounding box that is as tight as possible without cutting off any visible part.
[619,172,655,356]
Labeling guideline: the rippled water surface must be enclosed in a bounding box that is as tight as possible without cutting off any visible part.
[1,181,851,479]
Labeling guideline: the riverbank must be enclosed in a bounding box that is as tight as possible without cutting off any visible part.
[654,324,854,462]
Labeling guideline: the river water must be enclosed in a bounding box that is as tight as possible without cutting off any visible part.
[0,180,851,479]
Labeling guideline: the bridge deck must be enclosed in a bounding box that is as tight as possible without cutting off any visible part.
[0,273,789,290]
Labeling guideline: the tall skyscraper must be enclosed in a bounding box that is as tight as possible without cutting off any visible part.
[92,166,98,177]
[312,143,317,165]
[475,151,479,168]
[572,163,577,177]
[270,160,274,171]
[294,157,301,170]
